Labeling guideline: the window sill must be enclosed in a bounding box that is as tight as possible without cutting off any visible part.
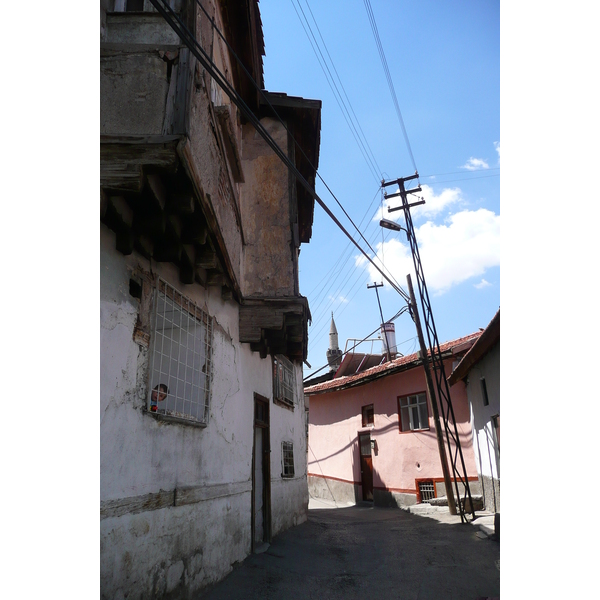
[273,398,294,411]
[398,427,431,434]
[145,408,208,428]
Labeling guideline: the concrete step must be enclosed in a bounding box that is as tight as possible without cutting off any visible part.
[428,494,485,511]
[408,503,450,516]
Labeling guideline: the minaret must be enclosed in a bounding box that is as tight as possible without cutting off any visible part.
[326,312,343,372]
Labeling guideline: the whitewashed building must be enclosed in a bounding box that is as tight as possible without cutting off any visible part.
[100,1,321,597]
[448,309,500,514]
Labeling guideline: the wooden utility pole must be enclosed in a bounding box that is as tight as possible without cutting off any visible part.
[406,274,457,516]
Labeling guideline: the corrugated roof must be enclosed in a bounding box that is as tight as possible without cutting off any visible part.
[304,331,482,395]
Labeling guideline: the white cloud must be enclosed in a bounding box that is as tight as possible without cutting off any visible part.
[461,157,489,171]
[474,279,492,289]
[494,141,500,164]
[328,294,349,304]
[374,184,463,223]
[358,209,500,295]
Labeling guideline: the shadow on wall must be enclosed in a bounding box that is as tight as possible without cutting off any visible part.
[307,438,361,505]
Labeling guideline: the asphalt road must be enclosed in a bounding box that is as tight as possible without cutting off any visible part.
[197,503,500,600]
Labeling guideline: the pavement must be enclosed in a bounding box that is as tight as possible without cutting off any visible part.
[309,496,498,538]
[197,497,500,599]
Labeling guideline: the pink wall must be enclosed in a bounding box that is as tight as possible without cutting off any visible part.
[308,359,477,496]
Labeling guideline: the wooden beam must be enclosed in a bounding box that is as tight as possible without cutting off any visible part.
[196,245,218,269]
[168,191,195,215]
[109,196,134,228]
[221,285,233,301]
[206,271,224,287]
[145,173,167,210]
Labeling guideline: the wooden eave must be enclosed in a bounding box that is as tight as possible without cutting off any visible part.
[448,310,500,386]
[259,92,322,244]
[219,0,265,114]
[239,296,310,362]
[100,134,239,300]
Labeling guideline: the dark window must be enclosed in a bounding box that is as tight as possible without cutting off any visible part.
[398,393,429,431]
[361,404,374,427]
[282,442,294,478]
[126,0,144,11]
[148,278,213,425]
[480,377,489,406]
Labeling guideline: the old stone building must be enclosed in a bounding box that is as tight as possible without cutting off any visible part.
[100,1,321,597]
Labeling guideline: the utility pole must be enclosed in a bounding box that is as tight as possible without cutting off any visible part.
[381,172,475,522]
[367,282,391,361]
[407,274,457,515]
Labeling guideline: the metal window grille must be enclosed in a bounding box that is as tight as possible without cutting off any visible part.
[273,355,295,406]
[418,481,436,502]
[399,393,429,431]
[148,278,213,425]
[282,441,294,478]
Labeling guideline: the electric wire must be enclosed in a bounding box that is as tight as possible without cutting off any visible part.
[363,0,417,174]
[180,0,411,303]
[292,0,383,182]
[303,305,409,381]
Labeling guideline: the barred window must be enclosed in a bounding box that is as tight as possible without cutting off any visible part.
[398,393,429,432]
[281,442,294,478]
[273,354,295,407]
[148,278,213,426]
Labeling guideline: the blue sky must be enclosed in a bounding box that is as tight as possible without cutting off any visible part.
[260,0,500,377]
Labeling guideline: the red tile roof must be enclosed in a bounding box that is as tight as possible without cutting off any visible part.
[304,331,482,395]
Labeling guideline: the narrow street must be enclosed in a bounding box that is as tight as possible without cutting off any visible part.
[198,503,500,600]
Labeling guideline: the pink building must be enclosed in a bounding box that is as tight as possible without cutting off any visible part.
[305,332,483,508]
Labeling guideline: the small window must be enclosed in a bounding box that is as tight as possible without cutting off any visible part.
[361,404,374,428]
[398,393,429,432]
[148,278,213,425]
[273,355,295,407]
[282,442,294,478]
[418,480,436,502]
[480,377,489,406]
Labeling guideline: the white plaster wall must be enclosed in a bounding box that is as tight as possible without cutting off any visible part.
[101,225,309,598]
[269,362,308,536]
[466,342,500,481]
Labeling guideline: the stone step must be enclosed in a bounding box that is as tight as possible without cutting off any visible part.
[428,494,485,511]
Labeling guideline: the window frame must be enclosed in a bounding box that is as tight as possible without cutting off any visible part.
[398,392,430,433]
[361,404,374,428]
[281,441,295,478]
[146,277,213,427]
[273,354,296,409]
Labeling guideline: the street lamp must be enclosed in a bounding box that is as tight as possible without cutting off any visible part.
[380,219,409,241]
[379,218,404,232]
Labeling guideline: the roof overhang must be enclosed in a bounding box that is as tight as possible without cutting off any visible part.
[259,92,322,244]
[448,310,500,386]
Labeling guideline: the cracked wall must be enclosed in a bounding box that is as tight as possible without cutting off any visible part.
[101,224,308,598]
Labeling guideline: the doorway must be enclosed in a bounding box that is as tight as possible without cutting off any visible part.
[359,432,373,501]
[252,394,271,551]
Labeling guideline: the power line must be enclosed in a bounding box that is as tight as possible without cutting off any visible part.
[363,0,417,173]
[293,0,383,182]
[150,0,411,303]
[184,0,411,303]
[303,305,409,382]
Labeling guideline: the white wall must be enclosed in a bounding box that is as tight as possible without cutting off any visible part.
[101,226,308,598]
[466,342,500,483]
